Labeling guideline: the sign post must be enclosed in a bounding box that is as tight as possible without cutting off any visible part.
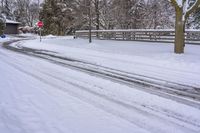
[37,21,43,42]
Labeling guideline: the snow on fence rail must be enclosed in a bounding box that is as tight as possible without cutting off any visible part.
[75,29,200,44]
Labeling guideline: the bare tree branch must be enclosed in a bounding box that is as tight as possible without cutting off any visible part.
[185,0,200,19]
[169,0,180,9]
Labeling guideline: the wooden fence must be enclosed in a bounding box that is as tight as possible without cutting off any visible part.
[75,29,200,44]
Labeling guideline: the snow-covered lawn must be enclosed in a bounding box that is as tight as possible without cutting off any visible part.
[16,36,200,88]
[1,36,200,133]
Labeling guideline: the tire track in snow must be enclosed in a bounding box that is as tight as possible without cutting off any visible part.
[4,43,200,109]
[0,49,200,133]
[22,50,200,107]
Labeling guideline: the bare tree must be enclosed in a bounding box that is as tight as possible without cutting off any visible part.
[169,0,200,53]
[0,0,15,19]
[13,0,40,26]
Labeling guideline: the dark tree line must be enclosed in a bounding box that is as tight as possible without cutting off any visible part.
[1,0,200,42]
[39,0,175,35]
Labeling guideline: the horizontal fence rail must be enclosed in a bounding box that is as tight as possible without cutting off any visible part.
[75,29,200,44]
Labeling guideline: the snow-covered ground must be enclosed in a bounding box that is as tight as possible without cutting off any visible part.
[16,36,200,88]
[1,36,200,133]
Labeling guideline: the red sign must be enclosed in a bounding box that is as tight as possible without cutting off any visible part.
[37,21,43,28]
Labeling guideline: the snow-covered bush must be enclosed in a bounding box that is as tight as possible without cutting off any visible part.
[18,26,38,34]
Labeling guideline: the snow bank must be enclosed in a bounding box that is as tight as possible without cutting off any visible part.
[43,35,74,39]
[19,33,37,37]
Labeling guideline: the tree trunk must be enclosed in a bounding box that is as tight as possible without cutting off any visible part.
[174,8,185,54]
[95,0,100,38]
[88,0,92,43]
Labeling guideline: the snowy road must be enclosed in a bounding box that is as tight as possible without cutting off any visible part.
[1,38,200,133]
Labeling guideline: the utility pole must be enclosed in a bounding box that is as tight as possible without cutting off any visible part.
[95,0,100,38]
[88,0,92,43]
[38,0,40,19]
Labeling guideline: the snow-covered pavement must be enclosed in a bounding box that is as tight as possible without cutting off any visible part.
[0,36,200,133]
[0,50,142,133]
